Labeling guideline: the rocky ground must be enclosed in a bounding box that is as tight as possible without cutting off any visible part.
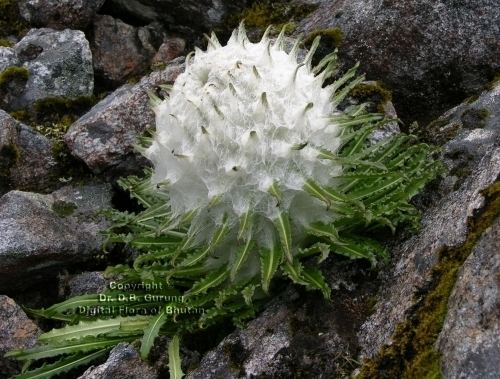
[0,1,498,378]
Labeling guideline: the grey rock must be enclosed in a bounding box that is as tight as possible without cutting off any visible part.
[103,0,248,32]
[6,28,93,110]
[296,0,500,124]
[357,85,500,359]
[65,57,185,175]
[187,266,373,379]
[437,218,500,379]
[78,343,157,379]
[0,183,112,292]
[19,0,105,29]
[152,37,186,66]
[0,295,41,378]
[0,110,59,194]
[62,271,110,297]
[0,46,19,71]
[91,15,165,85]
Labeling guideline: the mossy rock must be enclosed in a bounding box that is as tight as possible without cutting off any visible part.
[225,0,318,40]
[0,66,29,90]
[52,200,78,217]
[357,182,500,379]
[349,81,393,113]
[0,0,28,40]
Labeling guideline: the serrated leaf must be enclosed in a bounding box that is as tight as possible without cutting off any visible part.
[282,260,308,286]
[275,213,292,263]
[6,336,130,361]
[184,268,228,298]
[230,238,254,281]
[260,245,283,293]
[168,336,184,379]
[241,284,257,306]
[140,311,168,359]
[39,316,151,343]
[300,268,331,299]
[10,349,109,379]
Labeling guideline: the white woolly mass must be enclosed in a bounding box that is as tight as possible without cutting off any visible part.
[145,27,343,249]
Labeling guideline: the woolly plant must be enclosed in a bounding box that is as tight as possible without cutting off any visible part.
[7,24,442,379]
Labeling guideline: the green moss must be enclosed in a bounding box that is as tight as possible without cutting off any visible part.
[349,82,393,113]
[227,0,317,37]
[486,72,500,91]
[303,28,344,49]
[0,66,29,90]
[357,182,500,379]
[0,143,20,191]
[0,0,28,40]
[52,200,78,217]
[33,96,99,124]
[0,37,11,47]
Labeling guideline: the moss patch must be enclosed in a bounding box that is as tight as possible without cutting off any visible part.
[0,66,29,90]
[349,82,393,113]
[0,143,20,192]
[0,0,28,40]
[0,37,12,47]
[303,28,344,49]
[357,182,500,378]
[52,200,78,217]
[226,0,317,38]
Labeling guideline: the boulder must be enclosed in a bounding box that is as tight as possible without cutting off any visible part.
[61,271,110,297]
[19,0,105,29]
[0,110,59,194]
[0,295,41,378]
[3,28,93,110]
[357,85,500,359]
[0,183,112,292]
[151,37,186,66]
[437,218,500,379]
[65,57,185,175]
[295,0,500,124]
[91,15,165,85]
[0,46,19,71]
[101,0,249,32]
[78,343,157,379]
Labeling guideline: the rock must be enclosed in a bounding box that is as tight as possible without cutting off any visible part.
[295,0,500,124]
[61,271,110,297]
[0,295,41,378]
[0,183,112,292]
[19,0,105,29]
[91,15,165,85]
[102,0,248,32]
[4,28,93,110]
[0,46,19,71]
[151,37,186,66]
[0,110,59,194]
[65,57,185,175]
[357,85,500,359]
[78,343,157,379]
[187,262,376,379]
[437,218,500,379]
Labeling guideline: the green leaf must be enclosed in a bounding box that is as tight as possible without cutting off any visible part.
[301,268,331,299]
[282,260,308,286]
[185,268,228,298]
[10,349,109,379]
[6,336,130,361]
[39,316,151,343]
[140,311,168,359]
[230,238,254,281]
[275,213,293,263]
[260,246,283,293]
[168,336,184,379]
